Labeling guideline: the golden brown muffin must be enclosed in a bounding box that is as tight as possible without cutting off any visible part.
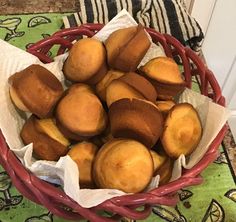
[106,79,145,107]
[150,150,168,174]
[68,142,98,188]
[119,72,157,102]
[157,157,173,185]
[106,72,157,107]
[56,84,107,137]
[161,103,202,159]
[9,64,63,118]
[63,38,107,84]
[9,87,29,112]
[96,69,125,101]
[55,119,89,142]
[105,27,136,68]
[151,81,185,100]
[150,146,173,185]
[156,100,176,118]
[93,139,153,193]
[140,57,186,100]
[109,98,164,148]
[105,24,151,72]
[20,116,70,161]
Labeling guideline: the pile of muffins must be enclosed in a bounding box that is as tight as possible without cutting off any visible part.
[8,25,202,193]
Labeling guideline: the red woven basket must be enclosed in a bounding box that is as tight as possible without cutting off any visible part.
[0,24,228,221]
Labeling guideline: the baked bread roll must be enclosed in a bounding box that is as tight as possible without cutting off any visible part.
[93,139,153,193]
[105,25,151,72]
[9,64,63,118]
[20,116,69,161]
[150,150,167,174]
[56,84,107,137]
[56,119,89,142]
[96,69,124,101]
[150,149,173,184]
[161,103,202,158]
[157,156,173,185]
[109,98,163,148]
[156,100,176,118]
[63,38,107,84]
[106,72,157,106]
[140,57,186,100]
[106,79,144,107]
[68,142,98,188]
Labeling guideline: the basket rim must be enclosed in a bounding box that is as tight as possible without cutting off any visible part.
[0,24,228,221]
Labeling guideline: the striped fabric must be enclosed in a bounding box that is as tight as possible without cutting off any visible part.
[63,0,204,52]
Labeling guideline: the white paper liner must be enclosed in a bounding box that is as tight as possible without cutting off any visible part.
[0,10,231,208]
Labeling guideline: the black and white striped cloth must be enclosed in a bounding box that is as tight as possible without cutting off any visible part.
[63,0,204,52]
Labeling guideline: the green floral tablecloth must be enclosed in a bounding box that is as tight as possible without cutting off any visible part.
[0,13,236,222]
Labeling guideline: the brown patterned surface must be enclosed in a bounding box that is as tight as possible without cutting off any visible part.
[0,0,79,15]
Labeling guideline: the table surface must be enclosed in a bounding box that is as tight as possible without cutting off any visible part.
[0,13,236,222]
